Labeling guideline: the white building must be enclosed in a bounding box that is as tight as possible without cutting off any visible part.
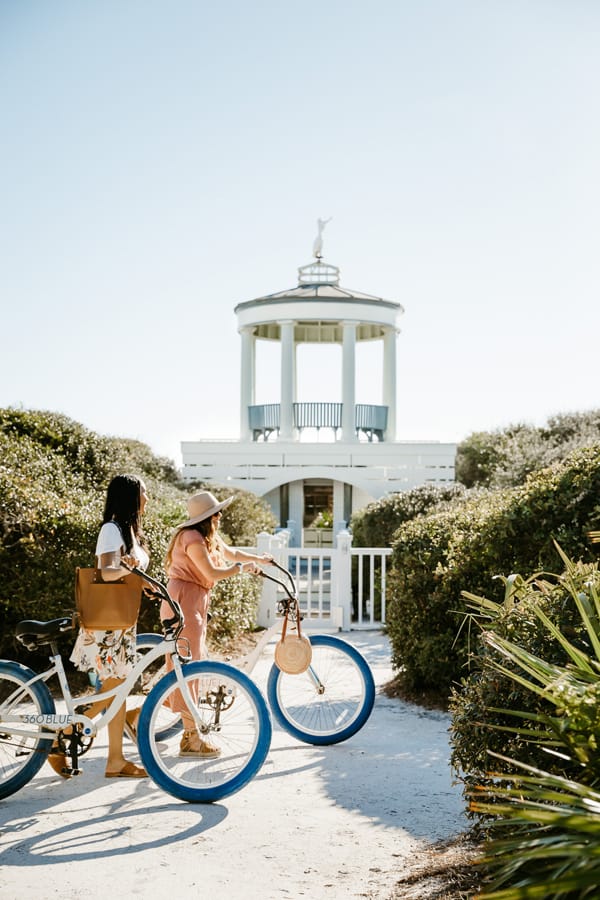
[182,238,455,546]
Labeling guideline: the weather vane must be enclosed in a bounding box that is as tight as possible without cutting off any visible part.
[312,217,332,260]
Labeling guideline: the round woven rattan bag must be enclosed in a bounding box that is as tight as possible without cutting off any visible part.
[274,634,312,675]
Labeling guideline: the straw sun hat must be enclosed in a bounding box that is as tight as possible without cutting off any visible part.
[176,491,233,529]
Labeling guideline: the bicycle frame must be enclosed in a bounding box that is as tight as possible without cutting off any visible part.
[4,636,196,745]
[3,564,205,746]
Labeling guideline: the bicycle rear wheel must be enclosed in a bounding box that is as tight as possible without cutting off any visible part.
[134,633,181,741]
[0,660,55,799]
[135,632,167,693]
[267,634,375,745]
[138,660,272,803]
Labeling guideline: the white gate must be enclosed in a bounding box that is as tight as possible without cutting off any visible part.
[255,530,391,631]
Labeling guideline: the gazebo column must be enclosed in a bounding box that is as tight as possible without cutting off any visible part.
[383,327,398,441]
[341,321,357,442]
[239,327,255,440]
[279,320,295,439]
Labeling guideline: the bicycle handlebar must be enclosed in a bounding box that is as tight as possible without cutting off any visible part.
[121,563,184,637]
[258,559,299,610]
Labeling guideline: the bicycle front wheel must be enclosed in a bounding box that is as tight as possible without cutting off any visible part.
[267,634,375,745]
[0,660,56,799]
[138,661,272,803]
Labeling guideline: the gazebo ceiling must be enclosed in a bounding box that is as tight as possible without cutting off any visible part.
[252,320,388,343]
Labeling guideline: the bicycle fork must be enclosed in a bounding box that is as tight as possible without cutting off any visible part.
[172,658,235,735]
[306,665,325,695]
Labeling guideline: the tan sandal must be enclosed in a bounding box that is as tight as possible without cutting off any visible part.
[105,761,147,778]
[179,730,221,758]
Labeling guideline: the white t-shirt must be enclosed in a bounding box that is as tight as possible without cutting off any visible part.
[95,521,149,571]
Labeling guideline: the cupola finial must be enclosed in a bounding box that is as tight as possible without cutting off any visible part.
[312,216,332,260]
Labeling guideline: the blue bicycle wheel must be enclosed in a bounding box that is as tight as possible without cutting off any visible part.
[138,660,272,803]
[267,634,375,745]
[0,660,56,799]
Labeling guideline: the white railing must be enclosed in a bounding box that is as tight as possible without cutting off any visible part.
[352,547,392,627]
[254,530,391,631]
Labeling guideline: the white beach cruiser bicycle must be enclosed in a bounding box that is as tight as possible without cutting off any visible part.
[0,561,375,804]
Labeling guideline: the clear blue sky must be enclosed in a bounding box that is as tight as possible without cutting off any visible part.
[1,1,599,466]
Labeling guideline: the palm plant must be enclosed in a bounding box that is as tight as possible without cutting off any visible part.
[460,545,600,897]
[472,756,600,899]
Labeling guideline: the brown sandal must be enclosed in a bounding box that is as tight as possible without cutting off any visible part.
[105,761,147,778]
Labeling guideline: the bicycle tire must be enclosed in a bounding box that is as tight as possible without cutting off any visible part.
[137,660,272,803]
[0,660,56,799]
[135,632,166,689]
[267,634,375,745]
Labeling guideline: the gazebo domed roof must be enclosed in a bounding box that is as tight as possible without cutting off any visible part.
[234,259,404,343]
[236,259,403,307]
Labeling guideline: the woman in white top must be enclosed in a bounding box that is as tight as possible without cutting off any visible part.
[63,474,149,778]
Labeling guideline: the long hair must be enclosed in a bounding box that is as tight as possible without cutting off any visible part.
[164,513,222,574]
[103,474,146,553]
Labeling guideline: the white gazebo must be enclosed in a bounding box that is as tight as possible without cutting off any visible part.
[182,226,456,545]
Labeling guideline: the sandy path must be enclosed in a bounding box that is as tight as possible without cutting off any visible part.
[0,632,466,899]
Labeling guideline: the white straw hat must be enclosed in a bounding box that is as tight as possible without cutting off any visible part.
[176,491,233,529]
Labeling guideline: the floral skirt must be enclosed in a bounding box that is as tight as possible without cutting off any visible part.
[70,626,138,681]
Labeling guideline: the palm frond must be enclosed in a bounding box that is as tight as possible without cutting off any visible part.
[471,755,600,899]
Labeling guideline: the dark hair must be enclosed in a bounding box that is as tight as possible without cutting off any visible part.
[103,474,146,552]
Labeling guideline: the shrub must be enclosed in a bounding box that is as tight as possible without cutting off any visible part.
[0,407,180,488]
[209,574,263,645]
[386,444,600,697]
[0,408,273,665]
[350,483,467,548]
[216,486,277,547]
[456,408,600,489]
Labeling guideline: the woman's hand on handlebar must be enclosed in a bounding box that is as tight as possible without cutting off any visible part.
[251,554,275,573]
[121,553,141,569]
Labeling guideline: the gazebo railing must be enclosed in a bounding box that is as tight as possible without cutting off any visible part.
[355,404,388,442]
[248,402,388,440]
[249,404,280,441]
[293,402,342,430]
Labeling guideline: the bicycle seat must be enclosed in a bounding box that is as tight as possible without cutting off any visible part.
[15,617,74,650]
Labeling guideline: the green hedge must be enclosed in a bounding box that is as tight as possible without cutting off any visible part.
[386,444,600,696]
[0,408,275,667]
[455,409,600,489]
[350,483,467,548]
